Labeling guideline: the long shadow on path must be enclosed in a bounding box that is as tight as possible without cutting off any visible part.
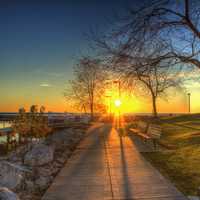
[42,123,113,200]
[43,123,188,200]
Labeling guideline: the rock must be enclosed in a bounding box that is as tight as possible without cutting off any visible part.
[9,143,33,162]
[0,187,20,200]
[0,161,30,190]
[45,128,83,149]
[36,162,60,177]
[52,162,62,170]
[35,176,53,191]
[46,129,72,147]
[187,196,199,200]
[24,180,35,192]
[36,165,54,177]
[55,157,66,165]
[24,143,54,167]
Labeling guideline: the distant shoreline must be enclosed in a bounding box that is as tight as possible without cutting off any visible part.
[0,112,196,120]
[0,112,193,115]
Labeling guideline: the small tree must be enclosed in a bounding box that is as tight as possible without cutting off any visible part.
[65,57,107,120]
[12,105,51,143]
[12,107,29,143]
[28,105,51,139]
[128,44,184,117]
[132,64,181,117]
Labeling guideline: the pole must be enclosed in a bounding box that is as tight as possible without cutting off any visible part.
[119,81,121,98]
[188,93,191,114]
[118,81,121,128]
[113,80,121,128]
[105,96,112,121]
[109,97,112,120]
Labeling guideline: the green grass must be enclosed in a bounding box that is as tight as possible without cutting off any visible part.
[143,147,200,195]
[134,114,200,195]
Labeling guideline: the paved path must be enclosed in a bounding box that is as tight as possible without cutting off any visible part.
[42,124,188,200]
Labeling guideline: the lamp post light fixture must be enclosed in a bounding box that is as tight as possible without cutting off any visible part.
[187,93,191,114]
[113,80,121,128]
[114,99,121,128]
[113,80,121,98]
[106,80,121,98]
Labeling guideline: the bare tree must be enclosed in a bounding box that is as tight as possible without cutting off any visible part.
[65,57,107,120]
[118,0,200,70]
[89,18,183,117]
[114,42,182,117]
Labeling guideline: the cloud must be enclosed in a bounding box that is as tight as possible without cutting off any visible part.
[185,81,200,88]
[47,72,64,78]
[40,83,52,87]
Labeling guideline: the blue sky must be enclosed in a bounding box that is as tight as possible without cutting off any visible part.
[1,0,197,113]
[0,0,138,112]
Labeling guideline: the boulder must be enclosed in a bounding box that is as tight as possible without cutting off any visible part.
[24,143,54,167]
[0,187,19,200]
[9,143,33,162]
[0,161,30,190]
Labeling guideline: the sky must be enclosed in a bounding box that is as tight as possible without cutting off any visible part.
[0,0,199,113]
[0,0,134,112]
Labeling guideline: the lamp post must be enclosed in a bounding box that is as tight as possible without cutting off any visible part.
[106,80,122,127]
[105,95,112,121]
[113,80,121,128]
[113,80,121,98]
[187,93,191,114]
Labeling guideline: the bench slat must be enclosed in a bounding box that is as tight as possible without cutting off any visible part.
[130,122,162,140]
[137,132,151,139]
[147,124,162,139]
[129,128,139,133]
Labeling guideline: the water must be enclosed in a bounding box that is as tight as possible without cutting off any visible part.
[0,121,11,143]
[0,121,11,129]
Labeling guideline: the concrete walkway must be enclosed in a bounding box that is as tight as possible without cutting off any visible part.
[42,124,188,200]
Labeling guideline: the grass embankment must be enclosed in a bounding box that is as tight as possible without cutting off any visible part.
[135,114,200,195]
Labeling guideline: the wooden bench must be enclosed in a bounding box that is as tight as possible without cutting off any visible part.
[130,121,148,134]
[130,121,162,149]
[146,124,162,149]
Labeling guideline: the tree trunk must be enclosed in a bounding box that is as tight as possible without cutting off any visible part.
[152,95,158,118]
[90,102,94,121]
[90,92,95,121]
[82,104,86,114]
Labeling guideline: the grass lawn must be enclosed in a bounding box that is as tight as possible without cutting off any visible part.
[135,114,200,195]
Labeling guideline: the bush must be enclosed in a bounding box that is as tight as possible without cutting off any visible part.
[12,105,51,142]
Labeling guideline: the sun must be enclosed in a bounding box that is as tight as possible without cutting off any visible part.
[114,99,121,107]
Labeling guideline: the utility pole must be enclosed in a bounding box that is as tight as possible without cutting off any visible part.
[187,93,191,114]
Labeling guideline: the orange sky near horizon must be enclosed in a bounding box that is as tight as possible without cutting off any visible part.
[1,1,200,115]
[0,92,198,114]
[1,78,200,114]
